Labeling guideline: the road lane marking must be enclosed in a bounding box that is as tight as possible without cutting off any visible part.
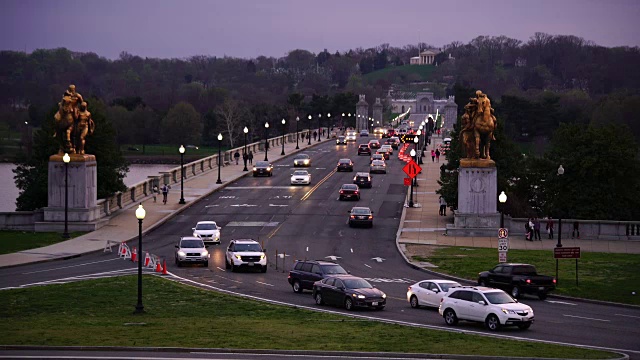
[301,168,336,201]
[615,313,640,319]
[215,267,226,271]
[256,281,274,287]
[225,186,293,189]
[226,221,279,227]
[267,221,286,239]
[364,264,372,268]
[546,300,577,306]
[21,258,120,274]
[213,274,242,283]
[563,314,610,322]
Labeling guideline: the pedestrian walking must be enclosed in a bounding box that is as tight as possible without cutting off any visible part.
[524,219,532,241]
[313,131,317,141]
[546,217,554,239]
[152,185,158,203]
[438,195,447,216]
[572,221,580,239]
[248,151,253,165]
[431,149,435,162]
[234,150,240,165]
[161,184,170,205]
[534,217,541,241]
[435,148,441,162]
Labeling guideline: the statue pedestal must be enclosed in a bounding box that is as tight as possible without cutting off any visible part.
[35,154,106,232]
[446,159,500,237]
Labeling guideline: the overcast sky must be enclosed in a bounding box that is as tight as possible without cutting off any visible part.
[1,0,638,60]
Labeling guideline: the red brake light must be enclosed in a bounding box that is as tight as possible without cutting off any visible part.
[350,215,355,219]
[340,190,344,194]
[553,279,557,284]
[355,191,359,194]
[526,279,531,284]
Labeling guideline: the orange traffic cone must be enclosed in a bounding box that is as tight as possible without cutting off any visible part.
[155,260,163,273]
[161,260,168,275]
[131,247,137,262]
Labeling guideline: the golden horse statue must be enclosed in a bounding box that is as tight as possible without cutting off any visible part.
[460,90,496,160]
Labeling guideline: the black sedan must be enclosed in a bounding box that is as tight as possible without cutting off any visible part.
[338,184,360,201]
[252,161,273,177]
[336,158,354,172]
[312,275,386,310]
[348,206,373,228]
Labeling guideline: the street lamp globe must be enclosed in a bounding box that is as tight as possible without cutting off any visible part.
[308,115,312,120]
[135,203,146,220]
[342,113,345,116]
[413,136,419,144]
[410,149,416,157]
[558,165,565,175]
[348,113,351,117]
[244,126,248,134]
[218,133,223,141]
[327,113,331,117]
[296,117,299,122]
[63,153,70,163]
[282,118,285,125]
[416,129,422,136]
[499,191,507,203]
[179,145,185,154]
[265,122,269,128]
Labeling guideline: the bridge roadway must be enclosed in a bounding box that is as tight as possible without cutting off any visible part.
[1,136,639,358]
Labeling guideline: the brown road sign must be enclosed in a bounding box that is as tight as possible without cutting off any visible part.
[554,247,581,259]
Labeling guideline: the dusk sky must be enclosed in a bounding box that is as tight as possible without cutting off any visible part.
[1,0,639,60]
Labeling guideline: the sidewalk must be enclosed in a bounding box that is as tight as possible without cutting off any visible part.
[2,134,639,269]
[396,135,640,264]
[0,136,332,268]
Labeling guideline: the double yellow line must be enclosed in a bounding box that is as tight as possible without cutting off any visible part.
[301,168,336,201]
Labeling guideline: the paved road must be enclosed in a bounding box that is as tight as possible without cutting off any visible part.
[2,137,639,359]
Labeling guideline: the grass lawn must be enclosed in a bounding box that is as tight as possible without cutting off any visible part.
[0,275,617,359]
[0,230,85,255]
[363,65,436,84]
[412,246,640,305]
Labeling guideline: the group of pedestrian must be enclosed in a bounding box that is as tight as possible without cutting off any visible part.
[430,149,441,162]
[525,218,542,241]
[234,150,253,165]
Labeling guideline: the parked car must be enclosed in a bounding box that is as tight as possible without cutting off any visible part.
[358,144,371,155]
[477,263,556,299]
[293,154,311,167]
[225,239,267,273]
[367,139,381,149]
[192,221,221,244]
[336,136,347,145]
[353,172,372,188]
[253,161,273,177]
[175,237,209,267]
[336,158,354,172]
[339,184,360,200]
[407,280,461,308]
[438,286,534,331]
[290,170,311,185]
[369,160,386,174]
[288,260,349,293]
[312,275,386,310]
[348,206,373,228]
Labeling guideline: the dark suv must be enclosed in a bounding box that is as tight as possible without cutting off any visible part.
[353,172,372,188]
[288,260,349,293]
[357,144,371,155]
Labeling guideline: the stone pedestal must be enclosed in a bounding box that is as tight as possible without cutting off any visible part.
[36,154,105,232]
[446,159,500,236]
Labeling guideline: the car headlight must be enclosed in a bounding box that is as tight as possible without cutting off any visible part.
[202,250,209,257]
[382,293,387,299]
[252,167,257,171]
[260,254,266,260]
[353,294,366,299]
[235,254,242,260]
[304,160,309,164]
[501,308,518,314]
[178,251,186,256]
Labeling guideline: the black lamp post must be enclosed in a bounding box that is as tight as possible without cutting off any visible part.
[243,127,248,171]
[216,133,223,184]
[134,203,145,314]
[295,117,300,149]
[348,113,352,128]
[307,115,312,145]
[178,145,185,204]
[317,114,322,142]
[341,113,345,129]
[281,118,286,155]
[264,122,269,161]
[326,113,331,139]
[556,165,565,248]
[413,137,419,187]
[409,149,416,207]
[499,191,507,228]
[62,153,70,239]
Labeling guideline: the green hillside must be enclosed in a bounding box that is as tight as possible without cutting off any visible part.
[363,65,436,84]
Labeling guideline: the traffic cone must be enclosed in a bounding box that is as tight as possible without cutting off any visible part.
[131,247,137,262]
[155,260,163,273]
[162,260,168,275]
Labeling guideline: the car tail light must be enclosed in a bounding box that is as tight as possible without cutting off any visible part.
[355,191,359,194]
[553,279,557,284]
[350,215,355,219]
[526,279,531,284]
[340,190,344,194]
[368,215,373,219]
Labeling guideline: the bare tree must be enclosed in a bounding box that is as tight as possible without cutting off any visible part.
[216,98,249,148]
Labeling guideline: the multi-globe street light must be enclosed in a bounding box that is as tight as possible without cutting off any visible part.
[62,153,70,239]
[178,145,185,204]
[264,122,269,161]
[134,203,146,314]
[216,133,223,184]
[242,127,249,171]
[281,118,286,155]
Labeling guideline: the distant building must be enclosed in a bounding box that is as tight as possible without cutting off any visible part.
[515,57,527,67]
[409,49,441,65]
[387,91,457,131]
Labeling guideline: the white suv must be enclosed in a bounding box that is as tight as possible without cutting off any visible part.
[175,237,209,267]
[192,221,221,244]
[225,239,267,273]
[438,286,534,331]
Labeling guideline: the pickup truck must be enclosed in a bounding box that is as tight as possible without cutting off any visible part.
[478,263,556,300]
